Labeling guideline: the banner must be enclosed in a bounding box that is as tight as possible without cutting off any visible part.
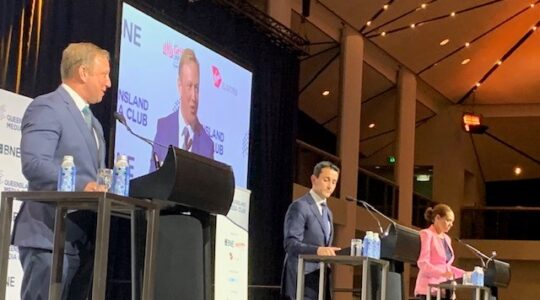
[214,187,251,300]
[0,89,30,299]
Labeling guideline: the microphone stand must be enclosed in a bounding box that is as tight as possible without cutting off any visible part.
[455,238,497,269]
[345,196,395,236]
[114,112,166,170]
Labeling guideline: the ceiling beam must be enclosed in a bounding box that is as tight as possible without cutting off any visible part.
[463,104,540,117]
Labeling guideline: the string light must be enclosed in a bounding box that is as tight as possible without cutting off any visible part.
[367,0,504,38]
[419,0,540,75]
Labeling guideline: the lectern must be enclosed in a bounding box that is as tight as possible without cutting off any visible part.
[129,146,235,300]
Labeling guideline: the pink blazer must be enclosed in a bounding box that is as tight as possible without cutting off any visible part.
[414,225,465,296]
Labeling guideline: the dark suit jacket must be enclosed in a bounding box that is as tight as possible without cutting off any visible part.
[150,109,214,172]
[11,85,106,255]
[281,193,334,300]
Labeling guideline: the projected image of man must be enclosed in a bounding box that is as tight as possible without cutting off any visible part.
[151,48,214,170]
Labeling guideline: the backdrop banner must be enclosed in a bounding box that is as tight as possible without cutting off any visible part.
[0,89,30,300]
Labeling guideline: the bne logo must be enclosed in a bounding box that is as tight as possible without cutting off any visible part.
[123,19,142,47]
[212,65,222,88]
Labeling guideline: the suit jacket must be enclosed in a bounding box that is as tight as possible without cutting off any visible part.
[150,109,214,172]
[11,85,106,255]
[414,225,465,296]
[281,193,334,300]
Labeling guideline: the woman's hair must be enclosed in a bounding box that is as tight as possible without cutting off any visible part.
[424,204,453,224]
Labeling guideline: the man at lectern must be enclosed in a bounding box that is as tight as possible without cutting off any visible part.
[11,42,110,300]
[281,161,342,300]
[150,48,214,171]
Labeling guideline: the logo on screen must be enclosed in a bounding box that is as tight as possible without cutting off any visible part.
[212,65,222,88]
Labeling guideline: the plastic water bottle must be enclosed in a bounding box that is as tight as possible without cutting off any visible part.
[373,233,381,259]
[362,231,374,257]
[472,266,484,286]
[57,155,76,191]
[112,154,130,196]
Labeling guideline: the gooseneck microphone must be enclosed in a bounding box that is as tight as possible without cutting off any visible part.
[114,112,166,170]
[345,196,393,236]
[455,238,497,268]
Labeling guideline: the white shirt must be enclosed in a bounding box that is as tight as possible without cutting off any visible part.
[309,189,327,216]
[177,107,194,152]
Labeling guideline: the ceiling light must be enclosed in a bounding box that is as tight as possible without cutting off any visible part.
[368,123,376,129]
[383,4,389,10]
[421,3,427,9]
[375,166,381,169]
[514,166,522,175]
[366,21,372,26]
[381,32,387,36]
[533,26,538,31]
[475,82,481,87]
[461,58,471,65]
[450,12,456,17]
[440,39,450,46]
[322,90,330,96]
[465,42,470,47]
[416,174,430,182]
[410,23,416,28]
[531,3,535,8]
[496,60,502,65]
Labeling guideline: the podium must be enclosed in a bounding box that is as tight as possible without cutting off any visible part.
[129,146,235,300]
[427,283,491,300]
[0,191,174,300]
[296,255,389,300]
[381,222,421,264]
[485,259,510,288]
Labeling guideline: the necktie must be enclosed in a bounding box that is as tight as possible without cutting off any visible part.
[82,106,92,130]
[182,126,193,151]
[321,202,331,244]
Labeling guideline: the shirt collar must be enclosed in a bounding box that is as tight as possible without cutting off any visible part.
[178,106,194,138]
[62,83,88,111]
[309,189,327,205]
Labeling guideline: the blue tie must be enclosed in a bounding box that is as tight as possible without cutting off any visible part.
[321,202,331,244]
[82,106,92,130]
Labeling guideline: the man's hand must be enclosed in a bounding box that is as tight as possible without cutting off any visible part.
[317,246,341,256]
[84,181,107,192]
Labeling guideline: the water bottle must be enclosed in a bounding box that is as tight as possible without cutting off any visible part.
[373,233,381,259]
[472,266,484,286]
[112,154,130,196]
[57,155,76,191]
[362,231,374,257]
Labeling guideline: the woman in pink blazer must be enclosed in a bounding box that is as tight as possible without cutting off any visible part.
[415,204,465,299]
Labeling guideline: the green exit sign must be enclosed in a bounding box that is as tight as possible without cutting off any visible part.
[387,156,396,164]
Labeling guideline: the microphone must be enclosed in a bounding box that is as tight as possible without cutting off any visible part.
[345,196,393,236]
[114,112,166,170]
[455,238,495,268]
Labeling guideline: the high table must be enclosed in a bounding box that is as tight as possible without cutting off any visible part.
[297,255,389,300]
[427,282,491,300]
[0,191,174,300]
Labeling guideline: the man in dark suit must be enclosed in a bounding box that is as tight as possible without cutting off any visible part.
[150,48,214,171]
[11,42,111,300]
[281,161,341,300]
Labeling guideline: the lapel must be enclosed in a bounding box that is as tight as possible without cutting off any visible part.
[429,225,452,262]
[307,194,330,244]
[58,86,99,170]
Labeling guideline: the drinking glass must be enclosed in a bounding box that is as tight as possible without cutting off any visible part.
[97,168,113,191]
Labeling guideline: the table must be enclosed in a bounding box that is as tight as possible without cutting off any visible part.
[297,255,389,300]
[0,191,173,300]
[427,282,491,300]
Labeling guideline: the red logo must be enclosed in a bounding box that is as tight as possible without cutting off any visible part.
[212,65,222,88]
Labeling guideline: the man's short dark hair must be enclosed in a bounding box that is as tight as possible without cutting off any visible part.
[313,161,340,177]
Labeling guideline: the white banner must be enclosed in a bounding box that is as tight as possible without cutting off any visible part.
[0,89,31,300]
[214,187,251,300]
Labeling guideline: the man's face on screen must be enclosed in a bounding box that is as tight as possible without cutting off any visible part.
[178,60,200,127]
